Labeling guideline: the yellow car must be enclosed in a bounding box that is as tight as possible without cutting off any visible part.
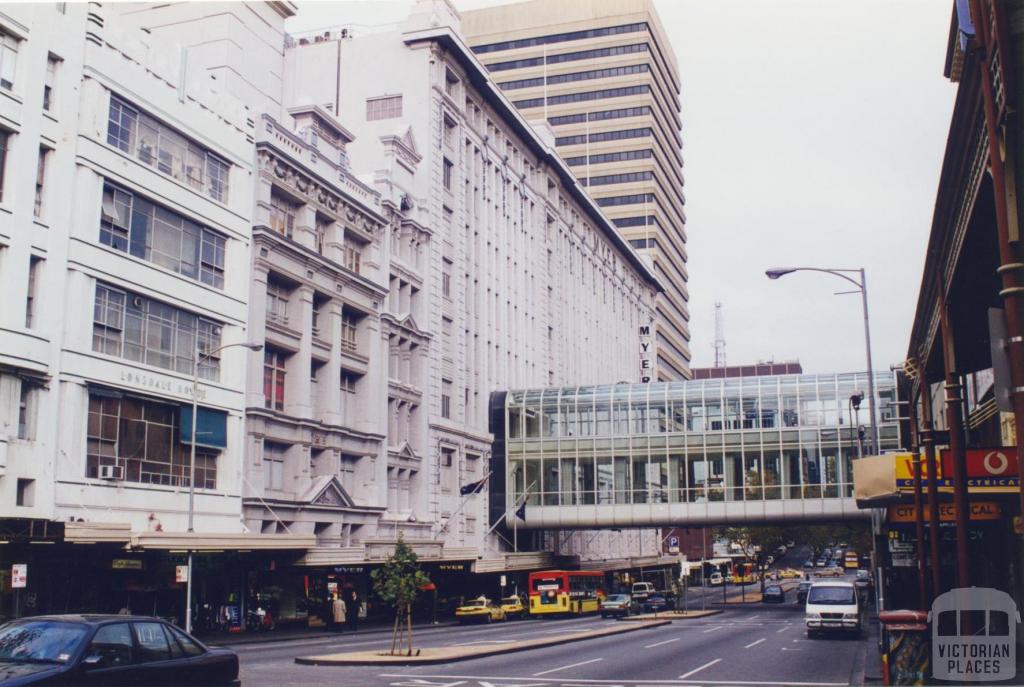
[500,596,526,620]
[780,568,801,579]
[455,598,506,623]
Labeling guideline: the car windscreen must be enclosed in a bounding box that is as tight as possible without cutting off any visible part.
[0,621,89,663]
[765,586,782,593]
[462,600,486,607]
[604,595,627,602]
[500,598,520,604]
[807,586,856,605]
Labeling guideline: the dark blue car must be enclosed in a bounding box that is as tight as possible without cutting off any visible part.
[0,615,238,686]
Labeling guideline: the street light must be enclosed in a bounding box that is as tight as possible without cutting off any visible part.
[765,266,879,455]
[185,340,262,633]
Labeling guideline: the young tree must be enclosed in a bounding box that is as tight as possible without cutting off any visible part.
[370,534,431,656]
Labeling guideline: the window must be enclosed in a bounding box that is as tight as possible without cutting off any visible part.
[43,54,59,111]
[445,68,459,97]
[340,370,358,394]
[366,95,402,121]
[340,453,360,489]
[166,626,203,658]
[34,147,48,218]
[0,130,9,202]
[443,157,453,191]
[132,623,170,663]
[441,446,454,467]
[565,148,654,167]
[14,478,32,507]
[341,310,359,351]
[100,183,227,288]
[268,190,297,238]
[343,236,362,274]
[25,256,40,328]
[315,215,330,254]
[86,624,133,668]
[86,393,219,488]
[106,94,230,201]
[17,380,35,440]
[92,284,222,379]
[311,293,329,337]
[514,84,650,109]
[263,441,286,491]
[0,30,18,90]
[471,22,646,54]
[443,115,456,147]
[265,277,290,325]
[263,347,287,411]
[442,258,452,298]
[441,380,452,419]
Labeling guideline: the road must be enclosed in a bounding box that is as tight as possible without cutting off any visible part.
[230,579,869,686]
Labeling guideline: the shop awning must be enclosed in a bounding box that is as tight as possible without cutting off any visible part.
[853,454,901,506]
[128,532,316,551]
[179,407,228,449]
[64,521,133,544]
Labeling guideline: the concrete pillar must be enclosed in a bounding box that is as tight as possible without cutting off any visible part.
[285,286,314,419]
[294,204,317,252]
[323,299,343,426]
[247,265,270,409]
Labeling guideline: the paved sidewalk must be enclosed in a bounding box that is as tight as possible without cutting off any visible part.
[200,618,458,646]
[295,619,670,666]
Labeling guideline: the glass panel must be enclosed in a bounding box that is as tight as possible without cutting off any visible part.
[613,455,630,503]
[578,455,595,505]
[560,457,576,505]
[596,455,613,504]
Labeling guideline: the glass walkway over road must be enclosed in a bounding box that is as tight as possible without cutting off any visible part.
[489,371,902,528]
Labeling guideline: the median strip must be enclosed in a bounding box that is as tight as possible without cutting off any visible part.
[295,619,670,666]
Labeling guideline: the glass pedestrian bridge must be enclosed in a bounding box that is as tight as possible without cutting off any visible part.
[489,371,902,528]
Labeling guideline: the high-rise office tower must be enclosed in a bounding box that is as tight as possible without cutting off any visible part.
[463,0,691,380]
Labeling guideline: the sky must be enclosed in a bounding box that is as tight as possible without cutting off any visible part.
[287,0,957,375]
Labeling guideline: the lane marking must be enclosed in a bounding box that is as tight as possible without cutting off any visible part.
[702,625,724,633]
[644,637,681,649]
[744,638,766,648]
[776,626,789,633]
[679,658,722,679]
[450,639,516,646]
[379,674,847,686]
[533,658,603,676]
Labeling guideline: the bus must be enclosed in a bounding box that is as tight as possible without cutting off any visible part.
[730,562,758,584]
[527,570,605,616]
[844,550,859,570]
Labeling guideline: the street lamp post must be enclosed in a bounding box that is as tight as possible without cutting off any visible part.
[185,340,262,634]
[766,267,879,455]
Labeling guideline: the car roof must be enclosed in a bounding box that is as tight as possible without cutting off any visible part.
[8,614,168,625]
[810,581,854,588]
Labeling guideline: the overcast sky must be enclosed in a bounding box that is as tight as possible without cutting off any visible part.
[288,0,956,375]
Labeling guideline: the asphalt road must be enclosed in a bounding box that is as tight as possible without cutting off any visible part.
[230,577,870,687]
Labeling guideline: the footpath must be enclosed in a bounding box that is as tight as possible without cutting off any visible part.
[200,618,458,647]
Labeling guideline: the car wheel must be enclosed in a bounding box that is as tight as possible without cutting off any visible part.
[486,614,492,624]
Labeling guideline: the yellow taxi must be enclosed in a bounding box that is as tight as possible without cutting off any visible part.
[499,596,526,620]
[779,568,802,579]
[455,597,506,623]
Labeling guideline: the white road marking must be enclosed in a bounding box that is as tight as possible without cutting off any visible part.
[776,626,789,633]
[379,675,847,686]
[450,639,517,646]
[643,637,681,649]
[679,658,722,679]
[702,625,724,633]
[744,638,766,648]
[532,658,603,676]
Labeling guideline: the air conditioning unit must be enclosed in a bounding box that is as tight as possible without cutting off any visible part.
[99,465,124,481]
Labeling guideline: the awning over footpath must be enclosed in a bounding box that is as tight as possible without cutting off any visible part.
[128,531,317,551]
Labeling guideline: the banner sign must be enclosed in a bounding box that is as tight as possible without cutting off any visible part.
[893,448,1019,492]
[888,502,1001,523]
[11,564,26,589]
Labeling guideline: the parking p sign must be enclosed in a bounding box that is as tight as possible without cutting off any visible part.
[668,536,680,554]
[11,564,27,588]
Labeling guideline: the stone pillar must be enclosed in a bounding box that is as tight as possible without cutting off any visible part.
[294,204,317,252]
[323,299,344,426]
[247,265,270,409]
[285,286,314,419]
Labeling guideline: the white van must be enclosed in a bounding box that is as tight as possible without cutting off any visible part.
[805,581,860,637]
[631,581,655,600]
[708,572,724,586]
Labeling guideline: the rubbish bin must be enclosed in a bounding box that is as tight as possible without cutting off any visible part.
[879,609,929,686]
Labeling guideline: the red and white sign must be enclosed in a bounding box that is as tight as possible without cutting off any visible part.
[175,565,189,583]
[11,564,27,589]
[940,447,1020,489]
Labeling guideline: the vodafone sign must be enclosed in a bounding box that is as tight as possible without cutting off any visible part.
[940,447,1020,489]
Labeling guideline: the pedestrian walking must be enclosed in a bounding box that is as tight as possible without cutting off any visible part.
[332,593,346,632]
[345,589,359,632]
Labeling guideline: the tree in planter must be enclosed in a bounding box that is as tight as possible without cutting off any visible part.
[370,534,431,656]
[715,526,787,592]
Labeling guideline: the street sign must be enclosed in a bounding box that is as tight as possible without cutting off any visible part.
[175,565,189,583]
[668,535,679,553]
[499,574,507,587]
[11,564,26,588]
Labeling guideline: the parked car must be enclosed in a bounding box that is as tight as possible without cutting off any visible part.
[762,585,785,603]
[803,559,815,569]
[499,596,526,620]
[779,568,801,579]
[708,572,724,586]
[643,594,675,613]
[631,581,655,601]
[815,559,827,567]
[796,580,813,604]
[455,598,505,623]
[816,566,845,578]
[805,581,861,637]
[854,570,873,599]
[599,594,633,619]
[0,614,238,686]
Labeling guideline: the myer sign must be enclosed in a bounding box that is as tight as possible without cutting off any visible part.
[639,324,655,383]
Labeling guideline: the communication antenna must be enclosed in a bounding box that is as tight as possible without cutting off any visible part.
[713,301,727,368]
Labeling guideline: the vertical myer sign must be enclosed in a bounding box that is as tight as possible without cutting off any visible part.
[639,324,654,382]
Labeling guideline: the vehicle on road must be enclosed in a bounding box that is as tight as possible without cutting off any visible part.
[456,598,506,623]
[779,568,801,579]
[630,581,656,603]
[787,540,795,547]
[643,594,675,613]
[806,581,861,637]
[730,562,758,584]
[708,572,724,586]
[844,550,859,570]
[528,570,604,616]
[803,559,815,569]
[0,614,239,686]
[500,596,526,620]
[816,566,845,578]
[815,559,827,567]
[853,570,872,599]
[599,594,633,618]
[762,585,785,603]
[796,580,813,604]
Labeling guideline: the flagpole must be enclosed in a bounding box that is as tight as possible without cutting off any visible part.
[435,469,493,537]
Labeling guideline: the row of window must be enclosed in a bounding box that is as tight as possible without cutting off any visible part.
[564,148,654,167]
[487,42,649,73]
[513,84,650,110]
[596,192,656,208]
[616,215,659,229]
[101,183,227,289]
[472,22,647,54]
[93,284,222,380]
[555,126,653,147]
[548,106,651,127]
[583,170,655,187]
[502,63,648,91]
[629,237,659,250]
[107,95,230,203]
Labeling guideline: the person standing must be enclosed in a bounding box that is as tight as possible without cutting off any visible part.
[331,593,346,633]
[345,589,359,632]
